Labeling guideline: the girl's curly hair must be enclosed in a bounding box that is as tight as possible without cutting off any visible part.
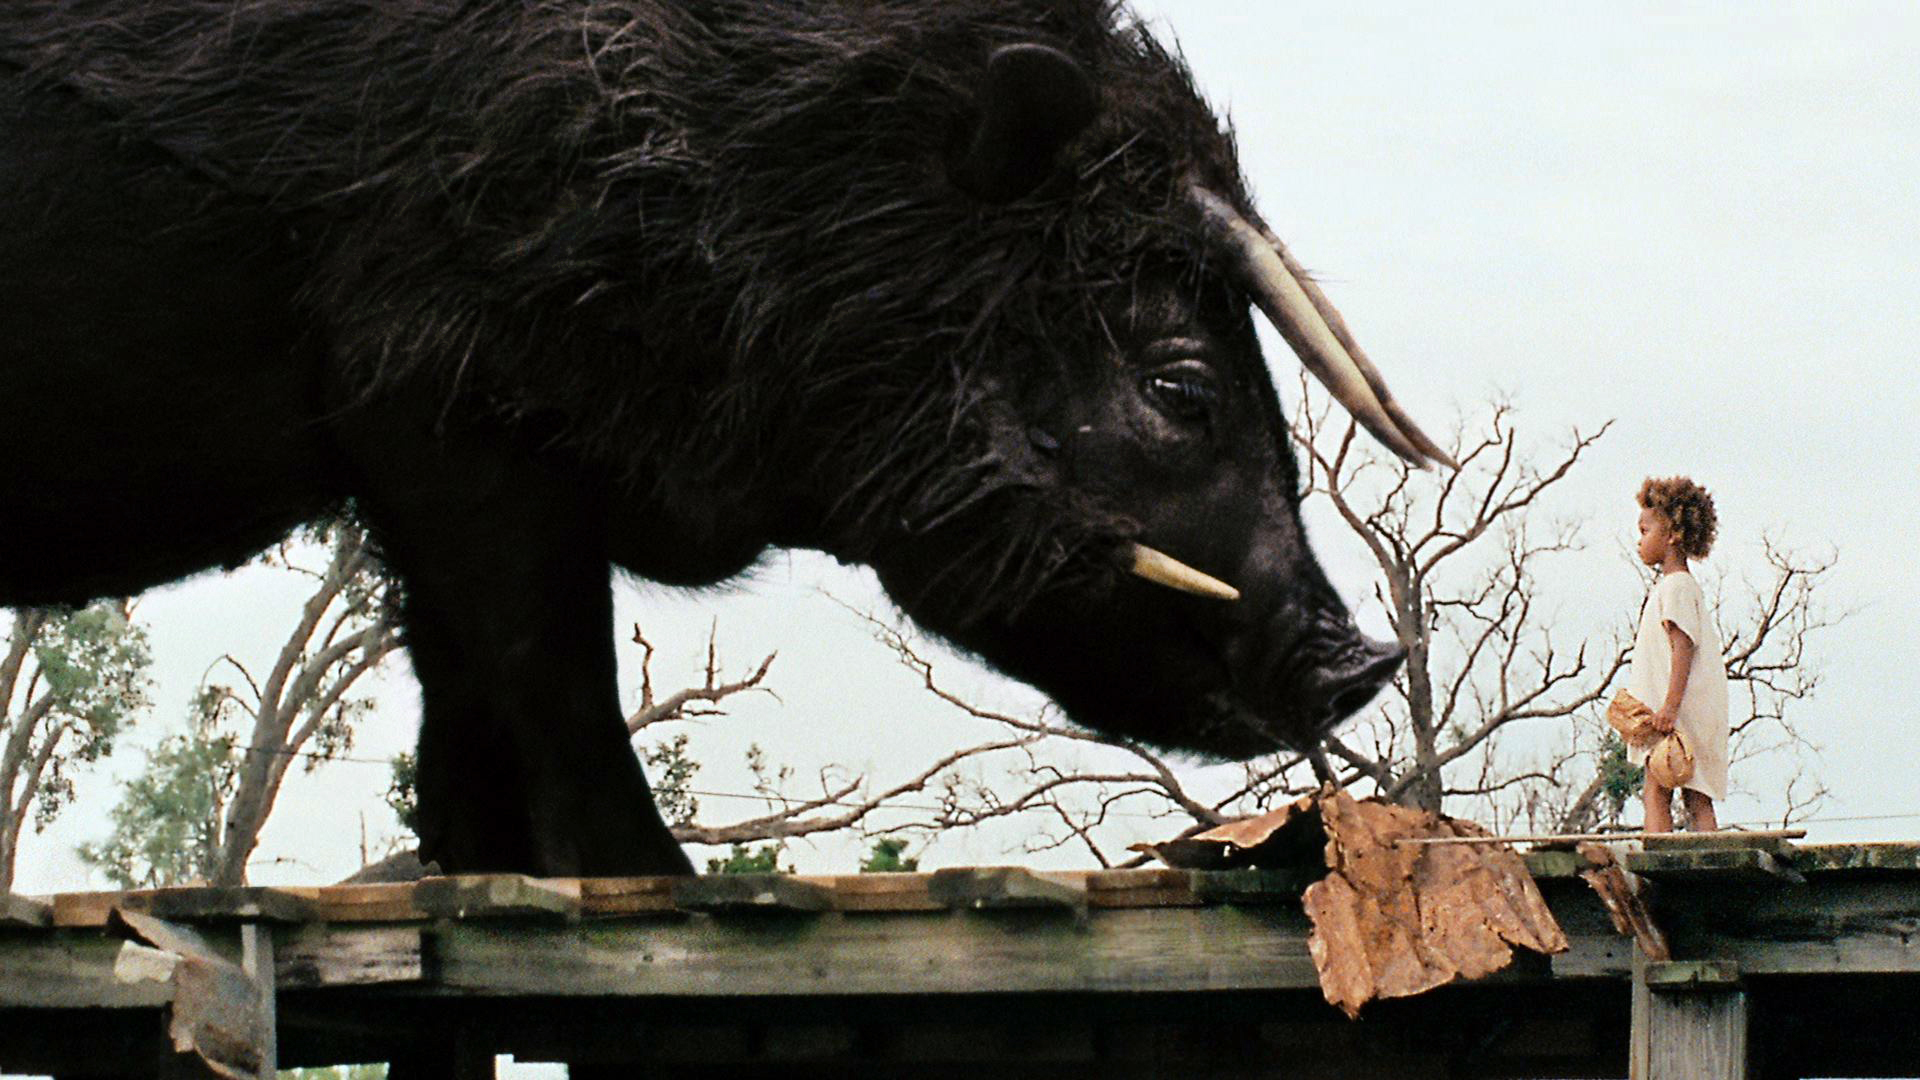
[1638,476,1718,559]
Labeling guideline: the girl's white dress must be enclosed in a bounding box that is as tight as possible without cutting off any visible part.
[1625,570,1730,800]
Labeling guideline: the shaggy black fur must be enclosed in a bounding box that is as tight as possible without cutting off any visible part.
[1,0,1402,880]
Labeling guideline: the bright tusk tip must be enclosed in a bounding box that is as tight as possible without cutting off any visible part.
[1185,182,1455,472]
[1127,543,1241,602]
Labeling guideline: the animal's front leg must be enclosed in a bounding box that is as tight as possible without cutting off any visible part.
[343,409,692,878]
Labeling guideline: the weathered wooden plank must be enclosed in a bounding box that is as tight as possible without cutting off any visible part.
[54,889,129,927]
[281,882,433,923]
[1644,959,1740,990]
[129,886,317,925]
[1082,868,1203,909]
[1640,831,1800,856]
[1699,931,1920,976]
[927,867,1085,911]
[1626,848,1803,885]
[412,875,581,920]
[1189,867,1320,904]
[429,906,1332,998]
[0,931,177,1008]
[1549,928,1637,981]
[1522,849,1587,879]
[576,876,681,916]
[1791,842,1920,874]
[275,924,425,988]
[794,873,945,913]
[1,891,53,928]
[240,923,276,1078]
[1644,987,1748,1079]
[672,874,834,914]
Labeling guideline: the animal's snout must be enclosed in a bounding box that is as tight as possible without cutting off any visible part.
[1300,631,1404,731]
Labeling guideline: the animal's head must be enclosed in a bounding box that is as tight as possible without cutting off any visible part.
[683,13,1452,760]
[343,0,1449,761]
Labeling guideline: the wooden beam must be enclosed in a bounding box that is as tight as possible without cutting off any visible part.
[671,874,834,914]
[1641,831,1801,856]
[239,923,277,1079]
[1628,847,1804,885]
[412,875,581,920]
[1189,868,1321,904]
[1,891,52,928]
[0,932,176,1009]
[426,905,1328,998]
[281,881,438,923]
[130,886,316,924]
[276,924,425,989]
[1643,960,1740,990]
[1633,947,1749,1080]
[1791,842,1920,873]
[927,867,1084,912]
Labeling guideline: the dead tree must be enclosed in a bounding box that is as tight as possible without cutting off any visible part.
[1288,383,1617,819]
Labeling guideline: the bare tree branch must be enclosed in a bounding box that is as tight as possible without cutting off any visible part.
[626,621,777,734]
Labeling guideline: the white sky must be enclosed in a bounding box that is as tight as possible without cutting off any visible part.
[11,4,1920,896]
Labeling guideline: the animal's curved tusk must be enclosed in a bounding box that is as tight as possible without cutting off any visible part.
[1256,220,1457,469]
[1128,543,1241,601]
[1187,184,1452,470]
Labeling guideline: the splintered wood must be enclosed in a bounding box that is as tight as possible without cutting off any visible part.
[1159,789,1569,1018]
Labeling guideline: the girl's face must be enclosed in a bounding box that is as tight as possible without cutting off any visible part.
[1637,505,1672,566]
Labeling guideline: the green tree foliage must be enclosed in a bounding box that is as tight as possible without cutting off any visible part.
[80,689,239,888]
[644,732,700,827]
[1,602,151,889]
[706,842,790,874]
[385,751,419,835]
[1594,733,1644,826]
[859,837,919,873]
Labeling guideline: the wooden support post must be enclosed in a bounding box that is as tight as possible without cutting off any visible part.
[1632,949,1749,1080]
[238,923,276,1078]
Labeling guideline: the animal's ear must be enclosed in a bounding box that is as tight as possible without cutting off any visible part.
[950,44,1099,202]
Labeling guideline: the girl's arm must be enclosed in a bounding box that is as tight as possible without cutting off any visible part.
[1655,621,1696,732]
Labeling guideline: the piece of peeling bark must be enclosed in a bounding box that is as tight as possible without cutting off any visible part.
[1304,790,1569,1018]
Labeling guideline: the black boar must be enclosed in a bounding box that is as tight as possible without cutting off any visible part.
[0,0,1448,877]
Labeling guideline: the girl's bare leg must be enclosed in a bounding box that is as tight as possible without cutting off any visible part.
[1643,779,1674,833]
[1681,789,1718,831]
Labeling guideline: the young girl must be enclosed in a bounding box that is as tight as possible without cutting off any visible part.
[1628,476,1729,832]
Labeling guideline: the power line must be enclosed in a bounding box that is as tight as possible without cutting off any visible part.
[201,742,1920,832]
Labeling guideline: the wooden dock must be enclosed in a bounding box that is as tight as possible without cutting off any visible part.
[2,841,1917,1078]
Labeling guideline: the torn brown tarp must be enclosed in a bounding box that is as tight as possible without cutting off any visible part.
[1306,791,1568,1017]
[1140,789,1569,1018]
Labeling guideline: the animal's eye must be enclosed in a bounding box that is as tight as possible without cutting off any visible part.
[1142,364,1221,422]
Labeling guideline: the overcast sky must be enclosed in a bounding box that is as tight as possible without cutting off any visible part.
[12,4,1919,895]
